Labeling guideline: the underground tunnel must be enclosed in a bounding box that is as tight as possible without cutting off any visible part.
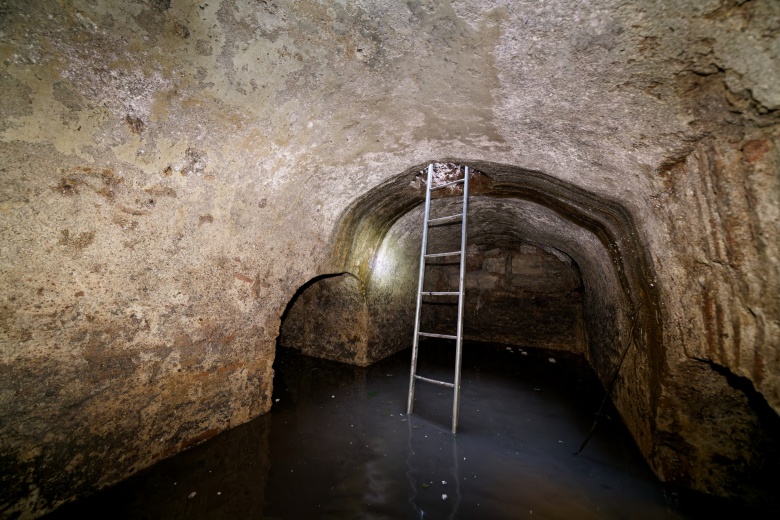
[1,0,779,518]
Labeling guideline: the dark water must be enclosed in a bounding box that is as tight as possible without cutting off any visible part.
[45,342,746,519]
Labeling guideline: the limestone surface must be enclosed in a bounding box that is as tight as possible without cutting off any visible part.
[1,0,778,516]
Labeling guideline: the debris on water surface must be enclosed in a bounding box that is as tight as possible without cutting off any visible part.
[422,482,429,489]
[442,494,448,500]
[534,387,542,391]
[188,492,196,499]
[549,358,556,364]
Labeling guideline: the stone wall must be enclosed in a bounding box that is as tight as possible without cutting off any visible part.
[278,273,369,365]
[643,131,780,505]
[422,242,585,352]
[0,0,778,516]
[279,222,585,365]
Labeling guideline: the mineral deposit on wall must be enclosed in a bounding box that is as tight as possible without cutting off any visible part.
[1,0,778,516]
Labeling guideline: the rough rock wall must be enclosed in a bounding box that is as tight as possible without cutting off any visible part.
[364,211,419,364]
[281,203,586,365]
[0,0,778,516]
[0,1,323,516]
[420,241,585,351]
[644,130,780,504]
[276,213,419,368]
[278,273,369,365]
[651,132,780,417]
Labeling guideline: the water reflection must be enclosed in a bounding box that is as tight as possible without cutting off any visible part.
[46,342,710,519]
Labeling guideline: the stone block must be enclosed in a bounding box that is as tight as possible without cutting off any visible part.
[511,254,545,276]
[466,271,499,290]
[482,256,506,274]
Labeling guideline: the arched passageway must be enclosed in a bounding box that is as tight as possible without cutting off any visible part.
[278,161,780,510]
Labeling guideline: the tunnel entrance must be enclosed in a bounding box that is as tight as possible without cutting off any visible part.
[276,272,370,366]
[329,160,659,440]
[321,159,780,511]
[278,163,590,430]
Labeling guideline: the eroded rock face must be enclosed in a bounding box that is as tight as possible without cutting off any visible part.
[653,360,780,506]
[278,273,369,365]
[420,240,585,351]
[0,0,778,516]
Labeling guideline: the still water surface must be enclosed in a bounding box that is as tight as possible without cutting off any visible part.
[47,342,717,519]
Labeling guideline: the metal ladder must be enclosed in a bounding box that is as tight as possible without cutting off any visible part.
[407,163,470,434]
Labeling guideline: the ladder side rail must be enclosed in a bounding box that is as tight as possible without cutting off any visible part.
[451,166,470,433]
[407,163,434,415]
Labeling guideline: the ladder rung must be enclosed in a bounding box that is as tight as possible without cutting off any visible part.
[414,375,455,388]
[421,291,458,296]
[425,251,461,258]
[428,214,462,226]
[418,332,457,340]
[430,178,465,191]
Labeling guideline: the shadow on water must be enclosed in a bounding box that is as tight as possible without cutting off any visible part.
[44,341,768,519]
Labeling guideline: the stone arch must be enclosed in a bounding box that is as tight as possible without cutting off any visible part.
[277,272,370,366]
[300,159,780,506]
[329,159,662,469]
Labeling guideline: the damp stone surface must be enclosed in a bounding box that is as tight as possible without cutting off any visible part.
[0,0,779,517]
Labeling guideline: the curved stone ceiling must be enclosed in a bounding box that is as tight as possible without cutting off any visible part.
[333,160,659,449]
[0,0,778,516]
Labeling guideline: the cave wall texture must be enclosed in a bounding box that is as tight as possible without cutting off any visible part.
[0,0,778,517]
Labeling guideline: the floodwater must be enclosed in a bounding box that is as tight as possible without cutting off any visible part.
[46,342,736,519]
